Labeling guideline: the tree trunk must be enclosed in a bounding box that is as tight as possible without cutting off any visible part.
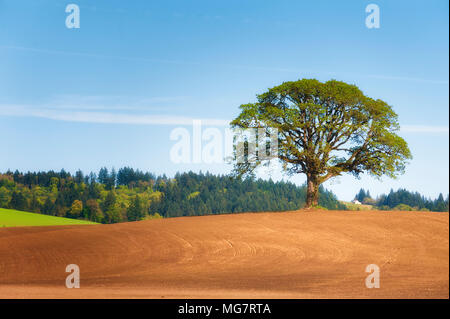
[305,175,319,208]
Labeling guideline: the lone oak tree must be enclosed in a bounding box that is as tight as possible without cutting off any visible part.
[231,79,412,208]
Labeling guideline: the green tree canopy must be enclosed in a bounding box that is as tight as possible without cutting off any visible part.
[127,195,146,221]
[231,79,412,207]
[70,200,83,218]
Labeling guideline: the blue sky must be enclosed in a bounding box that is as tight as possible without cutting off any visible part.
[0,0,448,200]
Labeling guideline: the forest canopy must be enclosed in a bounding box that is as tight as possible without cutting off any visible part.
[354,188,449,212]
[0,168,345,224]
[1,169,446,225]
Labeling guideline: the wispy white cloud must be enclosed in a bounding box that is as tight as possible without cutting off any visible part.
[0,104,229,126]
[1,104,447,134]
[2,45,448,85]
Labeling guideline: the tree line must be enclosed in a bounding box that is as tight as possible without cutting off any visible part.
[0,168,345,223]
[354,188,449,212]
[149,171,345,217]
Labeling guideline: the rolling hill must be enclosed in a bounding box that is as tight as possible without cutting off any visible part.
[0,210,448,298]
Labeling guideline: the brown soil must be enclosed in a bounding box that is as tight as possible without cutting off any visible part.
[0,210,448,298]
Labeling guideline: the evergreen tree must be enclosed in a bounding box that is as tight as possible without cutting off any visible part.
[355,189,367,202]
[98,167,109,185]
[30,194,41,213]
[42,197,55,215]
[102,190,116,212]
[9,191,27,211]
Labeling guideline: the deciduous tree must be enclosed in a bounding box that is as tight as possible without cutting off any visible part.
[231,79,412,207]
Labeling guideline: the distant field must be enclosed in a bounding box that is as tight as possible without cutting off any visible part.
[0,208,97,227]
[340,201,375,211]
